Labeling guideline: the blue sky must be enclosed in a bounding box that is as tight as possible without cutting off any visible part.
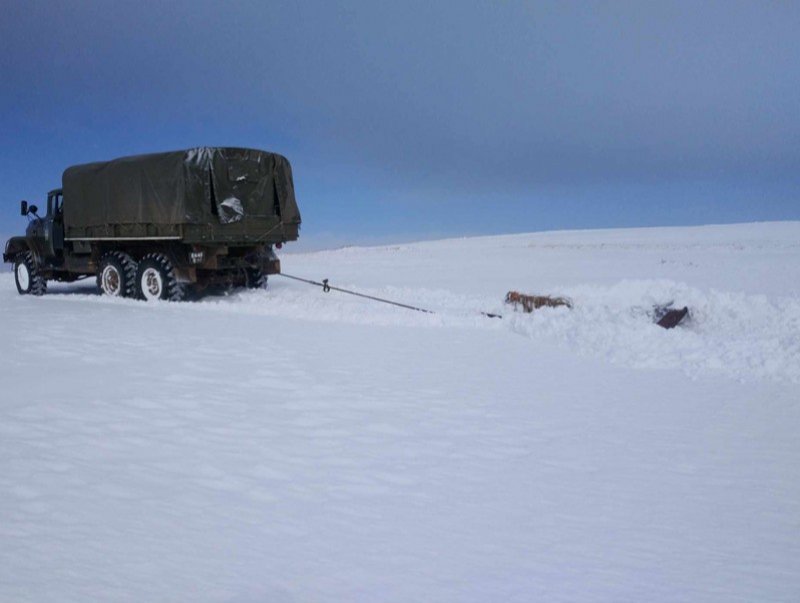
[1,1,798,249]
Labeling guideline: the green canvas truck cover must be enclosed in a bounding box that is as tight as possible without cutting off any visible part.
[62,147,301,236]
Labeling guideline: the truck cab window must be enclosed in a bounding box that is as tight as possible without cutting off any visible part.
[47,192,63,218]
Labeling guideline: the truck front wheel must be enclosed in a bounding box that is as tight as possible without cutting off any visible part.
[14,252,47,296]
[136,253,186,302]
[97,251,137,297]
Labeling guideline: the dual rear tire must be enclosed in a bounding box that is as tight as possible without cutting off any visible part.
[245,267,267,289]
[97,251,137,298]
[95,252,266,301]
[97,252,185,301]
[136,253,186,301]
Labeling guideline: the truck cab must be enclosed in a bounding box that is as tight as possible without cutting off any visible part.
[25,189,65,262]
[7,189,66,266]
[4,189,70,295]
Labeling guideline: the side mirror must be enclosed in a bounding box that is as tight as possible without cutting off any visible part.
[28,204,39,217]
[20,200,28,216]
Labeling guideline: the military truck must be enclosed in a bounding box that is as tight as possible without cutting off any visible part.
[3,147,301,300]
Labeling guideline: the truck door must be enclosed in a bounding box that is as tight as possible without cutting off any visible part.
[45,190,65,259]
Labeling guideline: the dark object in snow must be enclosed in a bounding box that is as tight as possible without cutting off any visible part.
[655,306,689,329]
[505,291,573,312]
[3,148,301,300]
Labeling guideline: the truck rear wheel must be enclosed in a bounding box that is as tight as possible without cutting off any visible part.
[97,251,137,297]
[245,267,268,289]
[14,252,47,296]
[136,253,186,301]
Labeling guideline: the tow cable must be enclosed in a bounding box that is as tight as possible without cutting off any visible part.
[278,272,503,319]
[277,273,689,329]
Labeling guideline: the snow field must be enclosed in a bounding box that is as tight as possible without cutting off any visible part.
[1,222,798,602]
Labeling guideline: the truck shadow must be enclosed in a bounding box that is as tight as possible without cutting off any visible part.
[47,282,100,296]
[46,282,253,301]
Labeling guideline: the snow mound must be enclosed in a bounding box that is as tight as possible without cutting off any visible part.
[14,273,800,383]
[506,280,800,383]
[210,277,800,383]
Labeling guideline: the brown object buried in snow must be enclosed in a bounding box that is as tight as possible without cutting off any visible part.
[505,291,573,313]
[656,306,689,329]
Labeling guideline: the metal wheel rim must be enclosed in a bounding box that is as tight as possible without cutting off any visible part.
[16,262,30,290]
[101,265,122,296]
[141,267,163,300]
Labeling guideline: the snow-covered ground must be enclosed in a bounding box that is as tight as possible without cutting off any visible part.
[1,222,798,602]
